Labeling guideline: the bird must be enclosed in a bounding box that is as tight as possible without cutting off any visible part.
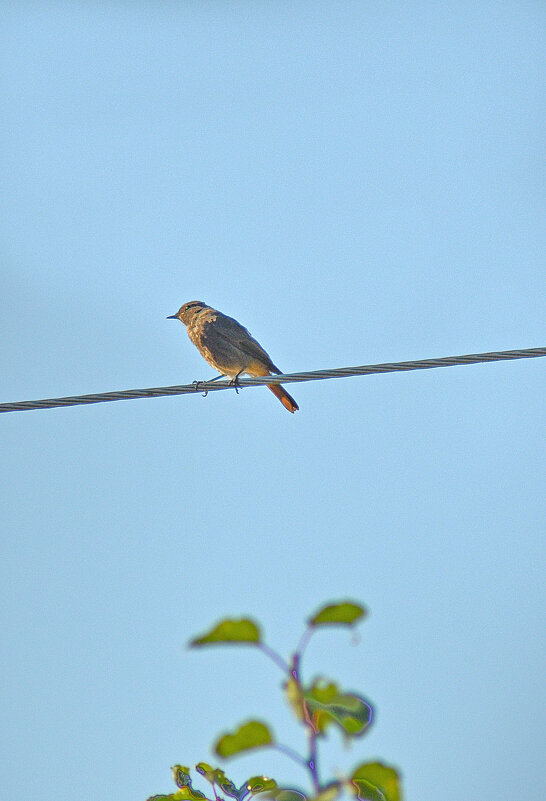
[167,301,299,413]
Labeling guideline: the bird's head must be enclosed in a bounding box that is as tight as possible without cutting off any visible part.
[167,301,207,326]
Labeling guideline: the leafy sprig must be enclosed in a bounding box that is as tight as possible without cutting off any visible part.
[146,600,401,801]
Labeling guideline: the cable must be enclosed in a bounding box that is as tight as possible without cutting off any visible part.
[0,347,544,414]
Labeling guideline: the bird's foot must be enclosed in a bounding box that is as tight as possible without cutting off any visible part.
[192,380,208,398]
[228,373,243,394]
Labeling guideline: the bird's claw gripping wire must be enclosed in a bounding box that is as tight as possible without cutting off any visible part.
[192,380,208,398]
[193,373,227,398]
[228,372,243,395]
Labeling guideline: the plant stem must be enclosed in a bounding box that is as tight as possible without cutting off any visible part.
[257,642,291,673]
[272,742,309,768]
[291,653,321,793]
[307,729,320,793]
[294,625,315,664]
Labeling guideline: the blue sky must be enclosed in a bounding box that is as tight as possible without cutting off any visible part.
[1,3,544,800]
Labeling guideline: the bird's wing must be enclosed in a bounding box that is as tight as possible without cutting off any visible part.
[206,312,280,373]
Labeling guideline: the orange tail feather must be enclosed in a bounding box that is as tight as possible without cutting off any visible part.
[268,383,299,413]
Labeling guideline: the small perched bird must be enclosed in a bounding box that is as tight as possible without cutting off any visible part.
[167,301,299,413]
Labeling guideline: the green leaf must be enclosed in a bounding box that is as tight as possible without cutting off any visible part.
[195,765,239,799]
[266,789,307,801]
[307,680,338,704]
[194,764,225,787]
[146,795,210,801]
[172,792,208,801]
[303,680,373,737]
[214,771,239,799]
[246,777,278,794]
[195,763,215,782]
[190,618,261,646]
[351,785,386,801]
[170,766,207,800]
[215,720,274,758]
[284,677,304,721]
[323,693,373,736]
[171,766,192,789]
[350,763,402,801]
[309,601,367,627]
[307,783,342,801]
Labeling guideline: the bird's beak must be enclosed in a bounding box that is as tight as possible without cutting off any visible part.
[167,314,178,319]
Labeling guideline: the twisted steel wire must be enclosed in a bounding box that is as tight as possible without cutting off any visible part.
[0,347,544,414]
